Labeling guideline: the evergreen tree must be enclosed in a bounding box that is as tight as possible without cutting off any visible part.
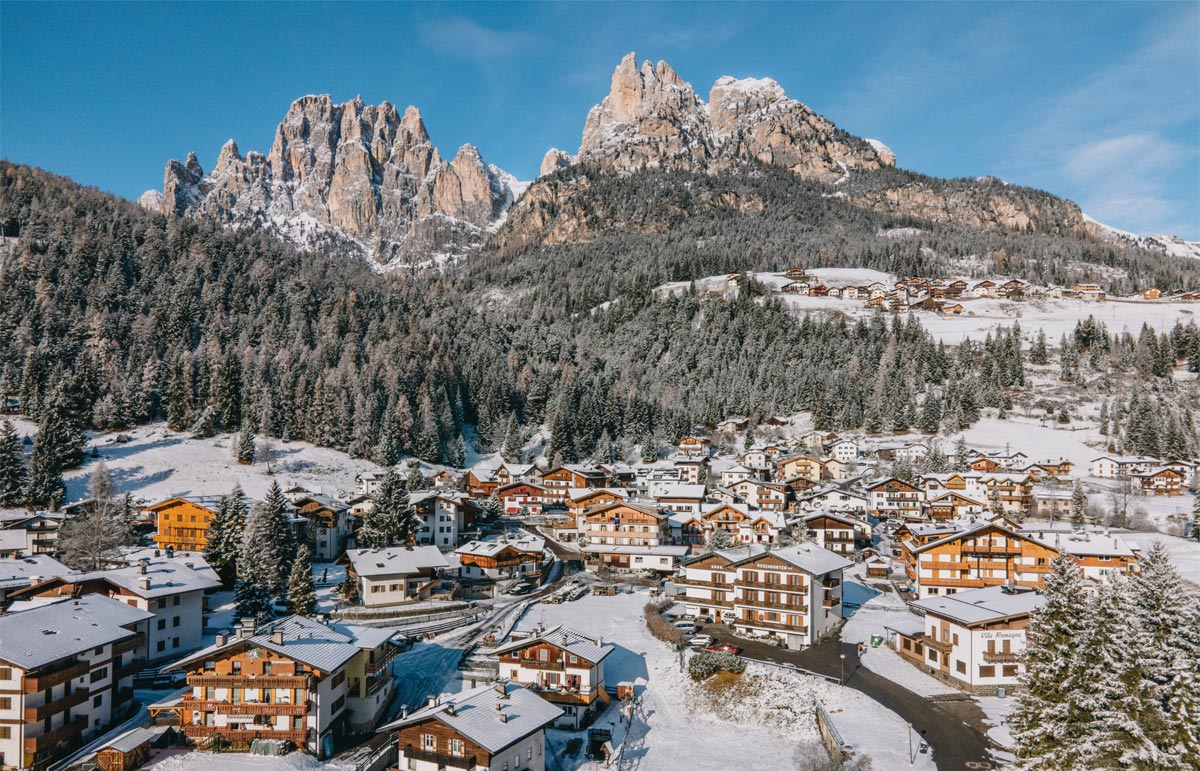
[25,386,86,510]
[1191,490,1200,541]
[0,419,27,506]
[236,423,256,464]
[924,443,949,473]
[359,469,405,548]
[953,436,970,472]
[236,498,284,619]
[1070,480,1088,524]
[707,528,734,550]
[1011,555,1091,770]
[793,517,812,543]
[405,465,425,492]
[259,482,296,593]
[1030,329,1049,365]
[989,485,1005,517]
[286,544,317,617]
[205,485,248,585]
[640,430,657,463]
[1129,542,1200,768]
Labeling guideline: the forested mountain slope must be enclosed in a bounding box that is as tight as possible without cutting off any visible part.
[2,161,1198,480]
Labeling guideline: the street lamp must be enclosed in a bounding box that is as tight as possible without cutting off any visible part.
[907,722,913,765]
[839,653,846,685]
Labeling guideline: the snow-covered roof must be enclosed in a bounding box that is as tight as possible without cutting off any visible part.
[911,586,1045,626]
[456,535,546,557]
[0,555,74,588]
[492,624,614,664]
[0,595,153,670]
[654,484,706,499]
[697,542,852,575]
[346,546,448,578]
[167,614,393,673]
[380,681,562,751]
[51,558,221,599]
[1026,530,1138,558]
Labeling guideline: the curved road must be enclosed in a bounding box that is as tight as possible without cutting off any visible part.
[705,628,997,771]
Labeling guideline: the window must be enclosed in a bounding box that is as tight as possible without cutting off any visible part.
[93,694,104,707]
[979,665,996,678]
[1003,665,1019,678]
[0,697,9,709]
[331,696,345,713]
[156,641,166,652]
[173,596,181,606]
[0,726,10,739]
[450,739,464,756]
[172,638,180,649]
[173,616,181,627]
[158,599,167,610]
[331,671,345,688]
[90,667,108,682]
[956,660,966,674]
[157,619,166,631]
[94,646,105,655]
[204,661,216,671]
[0,668,10,681]
[421,734,435,751]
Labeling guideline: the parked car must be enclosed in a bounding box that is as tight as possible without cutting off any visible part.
[705,643,740,654]
[688,635,715,647]
[506,582,534,595]
[672,620,698,635]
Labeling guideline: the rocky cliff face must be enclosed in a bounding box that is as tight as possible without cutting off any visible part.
[574,53,889,182]
[145,96,522,267]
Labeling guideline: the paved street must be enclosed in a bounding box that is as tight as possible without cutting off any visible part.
[700,622,998,771]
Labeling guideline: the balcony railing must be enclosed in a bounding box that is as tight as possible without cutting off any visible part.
[403,745,476,770]
[188,675,311,689]
[686,596,733,608]
[183,698,309,716]
[113,634,143,656]
[737,597,808,612]
[677,578,733,589]
[24,661,90,693]
[24,716,87,753]
[961,543,1022,554]
[982,651,1021,663]
[513,659,564,671]
[922,637,952,652]
[822,597,841,608]
[738,579,806,592]
[24,688,89,722]
[185,726,310,746]
[735,618,808,635]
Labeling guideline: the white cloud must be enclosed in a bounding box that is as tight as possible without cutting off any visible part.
[417,17,537,60]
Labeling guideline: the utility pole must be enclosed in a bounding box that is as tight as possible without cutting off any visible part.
[908,722,913,765]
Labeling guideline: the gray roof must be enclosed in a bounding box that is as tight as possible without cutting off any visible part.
[104,726,172,754]
[491,625,614,664]
[715,542,853,575]
[580,544,690,557]
[456,536,545,558]
[63,559,221,598]
[380,681,562,752]
[347,546,448,578]
[911,585,1046,626]
[167,615,387,673]
[0,555,74,587]
[0,595,153,670]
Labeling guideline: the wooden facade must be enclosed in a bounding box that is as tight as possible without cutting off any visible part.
[149,498,221,552]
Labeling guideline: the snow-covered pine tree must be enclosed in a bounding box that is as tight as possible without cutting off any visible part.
[1010,555,1091,770]
[1070,574,1167,771]
[953,436,970,472]
[793,517,812,543]
[1191,490,1200,541]
[405,465,425,492]
[1030,329,1049,365]
[236,500,282,619]
[25,387,86,510]
[287,544,317,617]
[707,528,734,551]
[1129,542,1200,768]
[259,482,296,593]
[236,423,256,464]
[1070,480,1088,524]
[640,430,657,463]
[988,485,1005,518]
[925,443,949,473]
[205,485,248,585]
[0,419,27,506]
[359,468,404,548]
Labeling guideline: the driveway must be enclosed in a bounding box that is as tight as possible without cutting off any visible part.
[701,622,999,771]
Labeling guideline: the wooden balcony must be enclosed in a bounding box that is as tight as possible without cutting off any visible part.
[677,578,733,589]
[982,651,1021,663]
[921,577,987,589]
[402,745,475,770]
[24,688,89,722]
[821,578,841,589]
[183,698,309,716]
[514,658,564,672]
[922,637,952,653]
[112,634,143,656]
[24,716,86,753]
[961,543,1021,555]
[24,661,90,693]
[114,660,142,681]
[184,726,310,746]
[686,595,733,608]
[822,597,841,608]
[187,674,311,689]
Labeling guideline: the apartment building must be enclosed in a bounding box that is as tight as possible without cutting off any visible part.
[345,547,448,608]
[0,596,152,771]
[679,542,851,650]
[455,536,546,582]
[147,496,223,553]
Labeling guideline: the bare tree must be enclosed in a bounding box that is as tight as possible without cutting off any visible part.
[56,461,133,570]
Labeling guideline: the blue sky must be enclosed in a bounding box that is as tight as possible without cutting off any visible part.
[3,2,1197,238]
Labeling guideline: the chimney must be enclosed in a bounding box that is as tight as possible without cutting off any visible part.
[139,578,151,591]
[154,549,161,557]
[500,712,508,723]
[215,633,228,646]
[400,705,409,719]
[271,629,284,645]
[428,695,437,709]
[185,562,194,569]
[166,546,174,557]
[138,562,147,575]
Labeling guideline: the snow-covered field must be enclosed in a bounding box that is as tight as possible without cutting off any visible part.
[144,749,349,771]
[1,421,380,506]
[1120,531,1200,587]
[514,588,935,770]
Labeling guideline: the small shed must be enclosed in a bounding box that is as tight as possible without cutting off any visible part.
[591,582,621,596]
[616,681,636,701]
[96,726,174,771]
[865,556,891,578]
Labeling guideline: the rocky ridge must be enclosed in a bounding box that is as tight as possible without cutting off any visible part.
[144,95,521,267]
